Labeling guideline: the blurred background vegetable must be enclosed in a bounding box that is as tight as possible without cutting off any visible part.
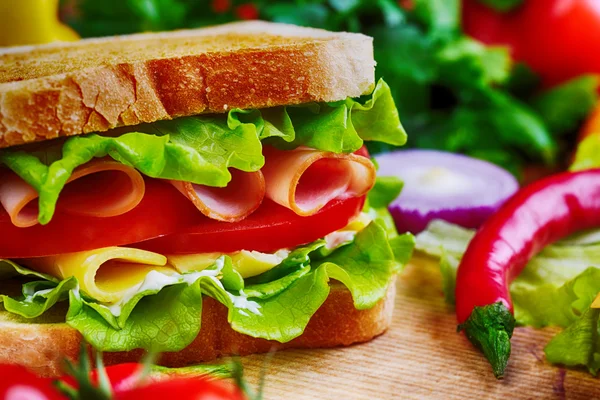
[463,0,600,87]
[0,0,79,46]
[52,0,600,178]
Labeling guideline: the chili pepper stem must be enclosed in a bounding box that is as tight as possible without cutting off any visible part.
[458,302,515,379]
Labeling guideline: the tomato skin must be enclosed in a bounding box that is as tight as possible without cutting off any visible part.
[0,365,63,400]
[0,179,203,258]
[58,363,244,399]
[114,377,245,400]
[463,0,600,87]
[59,363,145,394]
[235,3,259,20]
[135,196,365,254]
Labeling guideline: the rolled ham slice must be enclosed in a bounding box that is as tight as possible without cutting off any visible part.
[0,160,145,228]
[170,169,265,222]
[261,146,376,216]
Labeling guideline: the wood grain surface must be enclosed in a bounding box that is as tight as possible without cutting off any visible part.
[240,256,600,399]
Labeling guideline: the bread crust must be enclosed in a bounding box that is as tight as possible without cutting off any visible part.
[0,281,395,377]
[0,21,375,148]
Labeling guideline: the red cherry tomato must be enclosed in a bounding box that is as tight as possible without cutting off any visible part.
[114,377,245,400]
[235,4,259,20]
[134,196,365,254]
[0,365,63,400]
[463,0,600,87]
[59,362,244,399]
[211,0,230,13]
[59,363,145,394]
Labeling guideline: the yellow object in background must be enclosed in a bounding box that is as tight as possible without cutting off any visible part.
[592,293,600,309]
[0,0,79,46]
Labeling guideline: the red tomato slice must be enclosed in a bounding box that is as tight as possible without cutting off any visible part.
[0,179,203,258]
[1,146,370,258]
[134,196,365,254]
[0,178,365,257]
[463,0,600,87]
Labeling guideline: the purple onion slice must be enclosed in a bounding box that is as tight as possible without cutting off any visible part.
[375,150,519,234]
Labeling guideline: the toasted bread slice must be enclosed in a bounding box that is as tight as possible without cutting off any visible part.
[0,21,374,149]
[0,281,395,378]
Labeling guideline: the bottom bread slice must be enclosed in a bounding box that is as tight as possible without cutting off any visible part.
[0,281,396,377]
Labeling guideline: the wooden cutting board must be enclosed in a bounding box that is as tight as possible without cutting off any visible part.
[240,257,600,399]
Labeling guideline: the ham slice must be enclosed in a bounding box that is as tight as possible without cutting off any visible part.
[0,160,145,227]
[170,169,265,222]
[261,146,376,216]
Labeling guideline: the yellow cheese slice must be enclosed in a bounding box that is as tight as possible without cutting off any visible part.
[23,247,174,303]
[342,212,372,232]
[167,250,289,279]
[20,212,373,304]
[167,253,223,274]
[230,250,289,278]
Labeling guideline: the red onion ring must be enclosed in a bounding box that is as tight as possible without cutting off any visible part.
[375,150,519,234]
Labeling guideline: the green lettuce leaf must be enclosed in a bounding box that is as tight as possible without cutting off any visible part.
[1,278,77,319]
[220,257,245,292]
[531,75,600,137]
[414,219,473,258]
[390,233,417,265]
[0,217,413,351]
[230,266,331,341]
[230,221,413,341]
[0,79,404,225]
[415,220,600,374]
[545,308,600,375]
[364,175,405,238]
[366,176,404,209]
[439,249,459,305]
[0,261,68,318]
[412,0,460,35]
[415,220,600,325]
[316,225,413,309]
[64,259,252,352]
[265,80,406,152]
[243,266,311,299]
[245,240,325,285]
[0,259,58,282]
[437,38,511,90]
[347,80,407,144]
[67,280,206,352]
[512,268,600,329]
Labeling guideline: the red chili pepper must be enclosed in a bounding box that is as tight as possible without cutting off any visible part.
[455,169,600,378]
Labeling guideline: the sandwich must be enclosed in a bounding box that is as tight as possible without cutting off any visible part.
[0,21,412,377]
